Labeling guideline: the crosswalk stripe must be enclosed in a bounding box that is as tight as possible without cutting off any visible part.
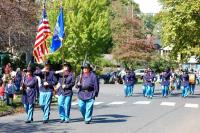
[71,102,78,106]
[133,101,151,105]
[160,102,176,106]
[108,101,126,105]
[184,103,199,108]
[94,102,104,105]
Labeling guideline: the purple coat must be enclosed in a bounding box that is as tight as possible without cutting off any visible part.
[145,72,157,87]
[57,72,75,96]
[123,72,136,86]
[34,70,57,92]
[161,72,172,86]
[181,74,189,86]
[77,72,99,100]
[21,76,38,104]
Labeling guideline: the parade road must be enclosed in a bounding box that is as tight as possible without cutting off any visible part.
[0,84,200,133]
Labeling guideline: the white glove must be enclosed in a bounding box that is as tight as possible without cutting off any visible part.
[44,82,49,86]
[62,85,66,88]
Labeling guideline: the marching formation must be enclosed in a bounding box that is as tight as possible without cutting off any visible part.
[0,62,200,125]
[122,67,198,99]
[0,61,99,124]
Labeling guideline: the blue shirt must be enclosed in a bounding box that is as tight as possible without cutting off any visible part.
[123,71,136,86]
[34,70,57,92]
[161,72,172,86]
[57,72,75,96]
[77,72,99,100]
[181,74,189,86]
[21,76,38,104]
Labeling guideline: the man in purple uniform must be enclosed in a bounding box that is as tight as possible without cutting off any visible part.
[56,62,75,123]
[34,61,57,123]
[76,63,99,124]
[161,68,172,97]
[21,67,38,123]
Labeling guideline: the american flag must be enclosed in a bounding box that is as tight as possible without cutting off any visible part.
[33,8,51,64]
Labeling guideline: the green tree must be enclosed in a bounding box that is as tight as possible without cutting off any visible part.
[44,0,111,67]
[157,0,200,61]
[111,0,156,67]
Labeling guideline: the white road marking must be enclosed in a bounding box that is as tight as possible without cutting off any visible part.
[108,101,126,105]
[133,101,151,105]
[71,102,78,106]
[184,103,199,109]
[160,102,176,106]
[94,102,104,105]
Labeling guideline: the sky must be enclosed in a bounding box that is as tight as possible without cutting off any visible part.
[134,0,162,13]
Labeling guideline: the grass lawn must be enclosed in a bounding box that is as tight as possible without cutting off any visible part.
[0,95,23,114]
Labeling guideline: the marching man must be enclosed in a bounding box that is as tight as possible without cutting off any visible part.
[34,61,57,123]
[55,62,75,123]
[76,63,99,124]
[21,67,38,123]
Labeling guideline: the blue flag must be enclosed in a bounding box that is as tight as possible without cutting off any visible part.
[50,7,65,52]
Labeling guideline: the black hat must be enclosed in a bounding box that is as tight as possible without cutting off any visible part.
[63,62,72,69]
[44,60,51,66]
[81,63,91,69]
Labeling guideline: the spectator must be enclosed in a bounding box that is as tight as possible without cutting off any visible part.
[0,79,5,101]
[14,68,22,92]
[5,79,16,105]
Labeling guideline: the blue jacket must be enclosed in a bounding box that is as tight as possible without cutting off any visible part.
[161,72,172,86]
[57,72,75,96]
[123,71,136,86]
[181,74,189,86]
[77,72,99,100]
[21,76,38,104]
[145,72,157,87]
[34,70,57,92]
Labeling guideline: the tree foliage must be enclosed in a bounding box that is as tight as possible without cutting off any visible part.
[157,0,200,61]
[111,0,156,67]
[44,0,111,65]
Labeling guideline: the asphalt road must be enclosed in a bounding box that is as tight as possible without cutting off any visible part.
[0,84,200,133]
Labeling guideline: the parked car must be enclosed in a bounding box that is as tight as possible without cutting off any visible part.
[134,69,145,79]
[99,70,123,84]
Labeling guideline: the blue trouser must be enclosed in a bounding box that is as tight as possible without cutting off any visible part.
[146,85,153,97]
[124,85,133,97]
[58,95,72,121]
[189,84,195,94]
[24,103,34,121]
[162,85,169,97]
[78,99,94,122]
[39,92,52,121]
[129,85,134,96]
[181,85,189,97]
[152,84,155,96]
[143,85,147,96]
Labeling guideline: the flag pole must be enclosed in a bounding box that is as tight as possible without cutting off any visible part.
[60,0,65,87]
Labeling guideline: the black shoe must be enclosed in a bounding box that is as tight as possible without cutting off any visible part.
[85,121,90,124]
[43,120,48,124]
[60,120,64,123]
[65,120,70,123]
[25,121,31,123]
[31,118,33,121]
